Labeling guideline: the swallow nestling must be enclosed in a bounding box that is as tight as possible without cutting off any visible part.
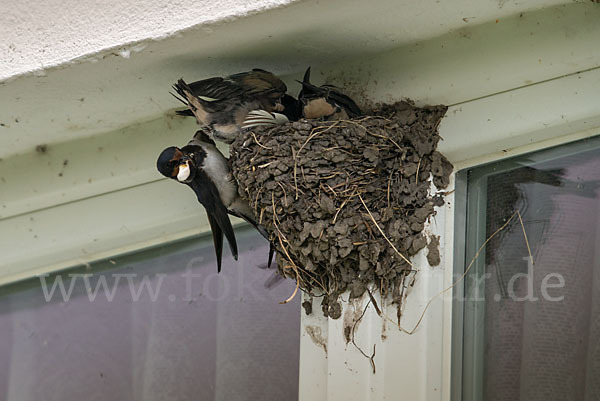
[297,67,362,120]
[172,69,293,143]
[156,129,269,272]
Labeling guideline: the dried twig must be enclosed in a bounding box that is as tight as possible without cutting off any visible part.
[415,157,422,183]
[292,147,299,200]
[251,132,272,150]
[276,181,288,207]
[517,210,534,266]
[399,211,519,335]
[351,299,377,374]
[366,288,382,316]
[358,193,414,267]
[293,122,342,199]
[270,193,329,295]
[386,172,393,209]
[280,267,300,304]
[332,187,358,224]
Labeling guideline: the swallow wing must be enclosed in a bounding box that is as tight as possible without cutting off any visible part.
[175,109,195,117]
[188,77,245,101]
[172,78,244,120]
[189,129,217,147]
[232,69,287,97]
[205,213,225,273]
[242,110,289,129]
[189,171,239,271]
[327,89,362,118]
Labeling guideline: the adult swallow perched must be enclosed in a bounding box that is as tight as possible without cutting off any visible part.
[297,67,362,120]
[156,130,269,272]
[172,69,292,143]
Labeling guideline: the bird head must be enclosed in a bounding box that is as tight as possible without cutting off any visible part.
[296,67,336,119]
[156,146,196,183]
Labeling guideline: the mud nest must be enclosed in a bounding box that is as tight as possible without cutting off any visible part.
[230,101,453,319]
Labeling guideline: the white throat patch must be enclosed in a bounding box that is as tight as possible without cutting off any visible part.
[177,162,191,182]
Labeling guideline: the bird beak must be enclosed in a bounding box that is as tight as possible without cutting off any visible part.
[177,161,191,182]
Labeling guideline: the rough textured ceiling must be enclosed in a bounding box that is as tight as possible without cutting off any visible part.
[0,0,297,80]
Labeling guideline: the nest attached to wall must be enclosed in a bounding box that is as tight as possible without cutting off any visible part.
[230,101,453,319]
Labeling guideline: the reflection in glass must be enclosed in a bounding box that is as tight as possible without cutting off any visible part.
[0,227,300,401]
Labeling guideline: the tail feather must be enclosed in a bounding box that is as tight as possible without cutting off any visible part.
[170,91,189,107]
[171,78,209,108]
[296,78,321,93]
[173,78,188,96]
[268,244,275,268]
[302,66,311,84]
[175,109,195,117]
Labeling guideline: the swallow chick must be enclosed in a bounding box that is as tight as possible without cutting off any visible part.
[297,67,362,120]
[172,69,289,144]
[157,130,267,272]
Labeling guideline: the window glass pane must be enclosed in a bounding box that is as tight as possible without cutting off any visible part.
[0,227,300,401]
[459,136,600,401]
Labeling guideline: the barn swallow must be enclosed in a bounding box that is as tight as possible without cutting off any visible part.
[157,130,270,272]
[172,69,290,143]
[297,67,362,120]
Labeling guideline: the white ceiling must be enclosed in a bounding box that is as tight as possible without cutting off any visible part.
[0,0,297,80]
[0,0,584,159]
